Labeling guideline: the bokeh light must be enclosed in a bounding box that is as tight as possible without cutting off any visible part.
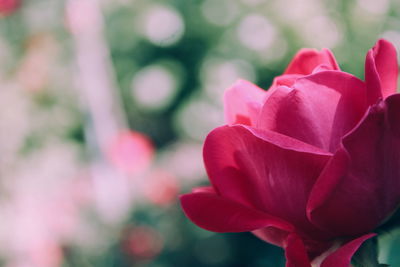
[237,14,277,52]
[131,63,181,111]
[140,4,184,46]
[107,130,154,175]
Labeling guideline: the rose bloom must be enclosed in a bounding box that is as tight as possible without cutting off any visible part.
[181,39,400,266]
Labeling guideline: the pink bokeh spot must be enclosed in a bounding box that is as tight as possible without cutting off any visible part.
[143,170,180,206]
[108,130,154,175]
[0,0,20,16]
[124,226,164,260]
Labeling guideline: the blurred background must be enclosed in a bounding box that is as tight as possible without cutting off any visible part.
[1,0,400,266]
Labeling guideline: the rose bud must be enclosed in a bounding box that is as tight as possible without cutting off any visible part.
[181,39,400,266]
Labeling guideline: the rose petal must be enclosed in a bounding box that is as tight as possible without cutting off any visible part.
[284,48,339,75]
[191,186,216,194]
[284,233,375,267]
[321,233,376,267]
[284,233,312,267]
[308,94,400,236]
[258,71,367,152]
[203,125,331,239]
[365,39,398,103]
[271,74,303,88]
[252,227,294,247]
[224,79,268,126]
[180,191,293,233]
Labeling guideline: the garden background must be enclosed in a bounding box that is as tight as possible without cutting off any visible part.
[1,0,400,266]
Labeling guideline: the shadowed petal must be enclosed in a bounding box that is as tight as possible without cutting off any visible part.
[308,94,400,236]
[321,234,376,267]
[180,191,293,233]
[284,233,375,267]
[284,233,312,267]
[204,125,331,239]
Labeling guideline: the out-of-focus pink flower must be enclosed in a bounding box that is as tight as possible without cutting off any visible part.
[0,0,20,16]
[7,241,63,267]
[4,177,90,267]
[124,226,164,260]
[108,130,154,175]
[143,170,179,206]
[18,34,58,92]
[181,39,400,266]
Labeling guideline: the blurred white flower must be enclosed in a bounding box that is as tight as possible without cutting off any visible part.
[174,93,223,141]
[301,16,342,48]
[131,64,180,110]
[237,14,277,51]
[140,5,184,46]
[273,0,324,22]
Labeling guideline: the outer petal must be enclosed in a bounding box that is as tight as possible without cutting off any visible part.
[180,191,293,233]
[284,233,375,267]
[204,125,331,239]
[191,186,216,194]
[365,39,398,104]
[253,227,295,247]
[257,71,368,152]
[321,233,376,267]
[224,79,268,126]
[308,94,400,236]
[284,48,339,75]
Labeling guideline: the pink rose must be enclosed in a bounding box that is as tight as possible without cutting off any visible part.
[181,39,400,266]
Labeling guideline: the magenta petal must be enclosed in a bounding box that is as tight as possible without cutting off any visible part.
[308,94,400,236]
[180,192,293,233]
[271,74,303,88]
[284,48,339,75]
[285,233,375,267]
[191,186,216,194]
[252,227,294,247]
[258,71,367,152]
[365,39,398,103]
[224,79,267,126]
[321,233,376,267]
[284,233,312,267]
[203,125,331,238]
